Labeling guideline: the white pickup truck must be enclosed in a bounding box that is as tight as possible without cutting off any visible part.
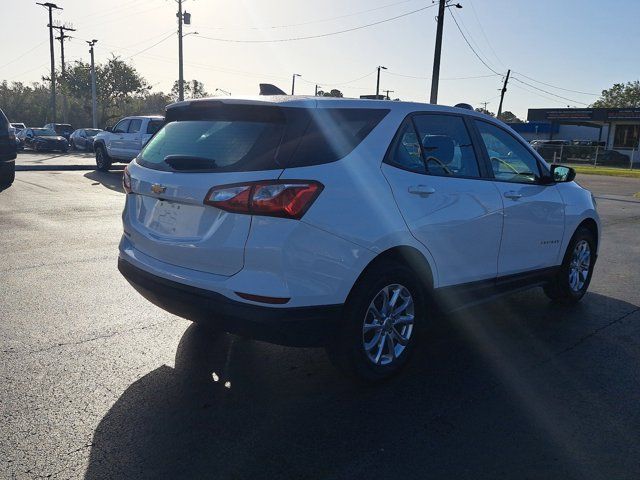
[93,116,164,171]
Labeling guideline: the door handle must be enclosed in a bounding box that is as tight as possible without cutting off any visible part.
[504,191,522,200]
[408,185,436,196]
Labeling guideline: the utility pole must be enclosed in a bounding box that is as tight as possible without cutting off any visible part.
[315,84,321,96]
[383,89,394,100]
[37,2,62,123]
[54,24,75,123]
[376,66,387,98]
[497,69,511,118]
[291,73,301,95]
[429,1,462,104]
[480,101,490,111]
[176,0,192,102]
[429,0,446,104]
[87,40,98,128]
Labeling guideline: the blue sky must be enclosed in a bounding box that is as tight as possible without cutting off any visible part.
[2,0,638,118]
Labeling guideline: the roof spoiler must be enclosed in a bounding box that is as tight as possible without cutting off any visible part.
[259,83,287,96]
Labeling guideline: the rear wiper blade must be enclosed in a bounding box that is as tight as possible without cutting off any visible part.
[163,155,218,171]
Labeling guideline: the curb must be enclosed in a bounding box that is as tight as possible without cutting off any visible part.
[16,165,125,172]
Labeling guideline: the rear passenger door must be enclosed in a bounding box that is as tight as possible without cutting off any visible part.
[381,113,504,287]
[473,120,565,276]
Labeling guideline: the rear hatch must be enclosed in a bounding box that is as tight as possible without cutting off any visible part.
[125,101,310,276]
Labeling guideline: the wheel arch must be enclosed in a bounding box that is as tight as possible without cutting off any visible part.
[347,245,435,302]
[577,217,598,247]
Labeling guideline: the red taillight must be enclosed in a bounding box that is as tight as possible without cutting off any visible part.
[204,180,323,219]
[123,165,132,194]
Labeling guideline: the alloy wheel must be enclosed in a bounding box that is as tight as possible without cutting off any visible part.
[569,240,591,292]
[362,284,415,366]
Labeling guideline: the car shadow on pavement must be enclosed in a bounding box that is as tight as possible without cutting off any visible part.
[84,169,125,194]
[84,290,640,480]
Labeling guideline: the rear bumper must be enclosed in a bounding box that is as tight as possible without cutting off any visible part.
[118,257,342,347]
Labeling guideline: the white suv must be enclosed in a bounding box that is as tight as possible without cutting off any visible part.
[118,97,600,381]
[93,116,164,171]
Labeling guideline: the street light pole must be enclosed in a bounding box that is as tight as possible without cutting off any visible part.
[315,84,321,96]
[376,66,387,98]
[291,74,301,95]
[37,2,62,122]
[87,40,98,128]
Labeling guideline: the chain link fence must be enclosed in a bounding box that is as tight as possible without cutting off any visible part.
[533,143,637,169]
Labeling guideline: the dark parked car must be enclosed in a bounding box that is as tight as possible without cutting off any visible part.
[0,108,17,189]
[10,122,26,134]
[597,149,630,167]
[17,128,69,152]
[43,123,74,140]
[69,128,102,151]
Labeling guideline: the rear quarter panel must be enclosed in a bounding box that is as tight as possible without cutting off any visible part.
[279,107,441,288]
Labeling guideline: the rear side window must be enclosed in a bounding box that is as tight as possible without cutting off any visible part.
[412,114,480,178]
[147,120,163,135]
[140,105,388,172]
[128,119,142,133]
[288,108,389,167]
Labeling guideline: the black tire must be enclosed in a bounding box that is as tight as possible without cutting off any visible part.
[95,145,112,172]
[0,168,15,190]
[326,260,427,382]
[543,226,596,304]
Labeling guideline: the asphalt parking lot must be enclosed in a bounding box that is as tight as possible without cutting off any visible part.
[1,159,640,479]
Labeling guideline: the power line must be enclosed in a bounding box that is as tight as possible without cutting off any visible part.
[467,0,504,68]
[0,40,48,71]
[511,70,599,96]
[196,3,438,43]
[299,70,377,88]
[124,32,176,60]
[449,9,502,75]
[452,4,500,74]
[387,71,499,80]
[200,0,425,31]
[510,76,588,105]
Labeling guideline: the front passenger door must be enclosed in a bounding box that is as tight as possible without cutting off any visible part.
[109,119,130,159]
[122,119,143,159]
[474,120,565,276]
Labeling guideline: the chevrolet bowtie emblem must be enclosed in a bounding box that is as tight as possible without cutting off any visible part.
[151,183,167,194]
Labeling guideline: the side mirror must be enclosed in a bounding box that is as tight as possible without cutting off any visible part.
[550,164,576,183]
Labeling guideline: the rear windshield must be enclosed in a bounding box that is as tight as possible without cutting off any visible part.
[55,124,73,134]
[138,104,388,172]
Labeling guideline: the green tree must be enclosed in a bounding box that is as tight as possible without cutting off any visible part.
[497,111,522,123]
[475,107,494,117]
[591,81,640,108]
[316,88,344,98]
[171,79,209,101]
[63,55,150,126]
